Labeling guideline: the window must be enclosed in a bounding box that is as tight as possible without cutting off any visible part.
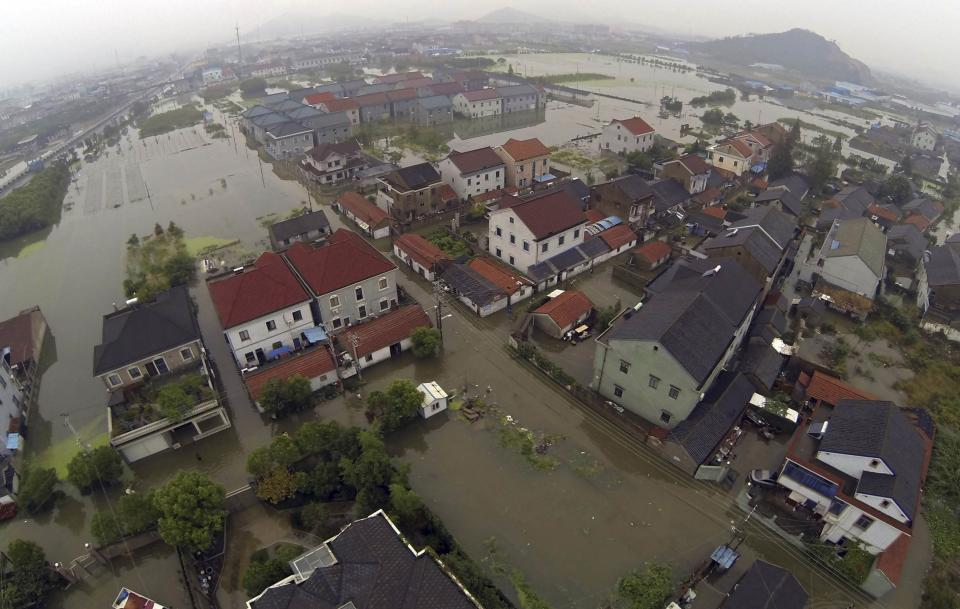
[509,255,515,265]
[239,330,251,342]
[358,305,367,319]
[272,341,282,350]
[574,229,580,239]
[244,352,256,363]
[509,217,514,224]
[648,375,660,389]
[485,173,489,181]
[541,243,549,253]
[496,226,502,237]
[108,374,122,387]
[329,295,340,308]
[292,310,303,322]
[522,241,530,251]
[828,499,848,516]
[365,354,373,362]
[380,299,389,311]
[854,515,874,530]
[880,499,891,508]
[467,178,472,186]
[496,247,502,258]
[613,385,624,398]
[332,317,342,329]
[378,277,389,290]
[668,386,680,399]
[558,235,565,246]
[660,411,672,424]
[619,360,630,374]
[153,357,169,374]
[265,320,276,332]
[510,234,516,244]
[519,164,524,172]
[128,366,142,380]
[355,286,364,301]
[869,459,880,468]
[495,170,500,178]
[180,348,194,362]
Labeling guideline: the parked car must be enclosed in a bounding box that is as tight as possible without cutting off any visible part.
[749,469,779,487]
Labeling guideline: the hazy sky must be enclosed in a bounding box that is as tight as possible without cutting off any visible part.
[1,0,956,91]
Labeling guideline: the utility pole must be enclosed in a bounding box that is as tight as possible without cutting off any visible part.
[349,334,362,381]
[433,279,445,340]
[235,23,242,65]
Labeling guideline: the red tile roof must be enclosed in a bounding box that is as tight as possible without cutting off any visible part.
[533,291,593,329]
[340,304,431,358]
[386,88,418,102]
[632,239,672,262]
[0,308,41,366]
[354,92,390,107]
[374,71,423,84]
[471,186,517,204]
[584,209,605,223]
[428,82,463,96]
[868,204,900,222]
[208,252,310,329]
[306,140,361,162]
[244,346,336,401]
[614,116,655,136]
[804,370,875,406]
[304,92,336,106]
[676,154,710,175]
[447,147,504,174]
[460,89,500,102]
[723,139,754,158]
[322,98,358,112]
[874,533,910,585]
[438,183,458,203]
[902,214,930,232]
[394,233,449,269]
[499,190,585,240]
[700,206,726,219]
[499,138,550,162]
[337,192,390,228]
[284,229,396,297]
[598,224,637,250]
[467,258,528,296]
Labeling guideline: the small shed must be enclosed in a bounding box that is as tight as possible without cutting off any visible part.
[531,290,594,339]
[417,381,448,419]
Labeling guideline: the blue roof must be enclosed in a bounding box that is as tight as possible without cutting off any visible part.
[304,327,328,344]
[710,544,740,570]
[267,345,294,360]
[533,173,557,183]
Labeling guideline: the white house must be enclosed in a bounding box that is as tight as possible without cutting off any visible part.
[487,189,586,272]
[201,67,224,85]
[393,233,450,281]
[340,305,431,373]
[911,123,937,151]
[810,217,886,299]
[437,147,505,202]
[600,117,656,155]
[707,138,754,176]
[452,90,502,118]
[0,349,23,428]
[207,252,315,369]
[417,381,448,419]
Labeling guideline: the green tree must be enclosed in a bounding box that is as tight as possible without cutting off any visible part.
[768,119,799,180]
[258,375,313,417]
[617,561,674,609]
[832,134,843,155]
[294,420,344,456]
[897,154,914,177]
[92,491,160,545]
[298,501,328,532]
[0,540,59,608]
[255,467,306,504]
[410,327,442,358]
[17,464,58,514]
[878,174,913,204]
[127,233,140,247]
[366,379,424,433]
[242,555,291,597]
[153,471,225,552]
[239,77,267,97]
[341,431,394,514]
[66,445,124,490]
[805,135,838,195]
[163,251,196,287]
[389,482,425,529]
[700,108,724,125]
[156,384,193,422]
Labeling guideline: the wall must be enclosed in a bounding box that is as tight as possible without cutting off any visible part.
[393,245,438,281]
[99,340,203,390]
[821,505,904,555]
[708,148,749,176]
[315,270,399,332]
[488,207,584,272]
[0,360,23,422]
[265,132,313,160]
[599,123,654,155]
[226,304,314,367]
[437,157,505,201]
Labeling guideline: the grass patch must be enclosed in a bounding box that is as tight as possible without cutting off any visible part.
[204,123,229,139]
[184,236,238,256]
[426,230,472,259]
[776,118,848,141]
[137,105,203,138]
[550,147,596,170]
[16,239,46,258]
[532,73,613,85]
[30,416,109,478]
[496,422,560,471]
[124,224,195,300]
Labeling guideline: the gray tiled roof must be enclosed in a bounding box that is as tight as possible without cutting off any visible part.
[756,188,803,216]
[418,95,452,110]
[753,307,787,336]
[819,400,926,521]
[286,105,325,120]
[834,185,874,215]
[667,372,754,465]
[251,112,289,127]
[702,227,784,276]
[768,173,810,200]
[610,257,762,384]
[306,113,352,129]
[267,121,313,138]
[925,243,960,286]
[603,174,654,202]
[729,206,795,249]
[269,210,330,243]
[886,224,926,261]
[740,337,784,390]
[441,264,505,307]
[243,105,275,119]
[495,83,540,98]
[93,286,199,375]
[723,560,808,609]
[901,197,941,221]
[822,217,887,278]
[649,178,690,212]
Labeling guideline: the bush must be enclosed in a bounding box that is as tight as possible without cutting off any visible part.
[366,379,425,433]
[255,467,306,504]
[17,465,58,514]
[1,539,59,607]
[258,375,313,417]
[153,471,225,552]
[618,561,673,609]
[242,555,290,597]
[298,501,328,532]
[156,384,193,422]
[66,446,124,490]
[410,327,442,358]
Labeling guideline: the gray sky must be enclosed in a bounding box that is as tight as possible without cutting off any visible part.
[1,0,956,91]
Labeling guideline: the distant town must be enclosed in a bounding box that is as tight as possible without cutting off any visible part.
[0,10,958,609]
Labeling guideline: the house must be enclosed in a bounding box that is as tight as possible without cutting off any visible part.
[496,84,545,113]
[201,67,224,85]
[301,112,353,145]
[247,111,288,144]
[301,140,370,185]
[0,347,25,436]
[590,174,655,226]
[919,236,960,317]
[755,188,804,218]
[590,223,638,256]
[413,95,454,126]
[740,337,786,392]
[374,71,424,85]
[488,189,586,272]
[592,257,762,429]
[531,290,593,339]
[600,116,656,155]
[441,263,510,316]
[495,138,551,189]
[911,123,938,151]
[628,240,672,271]
[823,186,874,217]
[315,98,360,125]
[453,90,502,118]
[355,92,392,123]
[769,173,810,201]
[339,305,431,371]
[658,154,711,194]
[443,70,489,92]
[376,163,448,222]
[700,206,796,285]
[284,230,398,333]
[0,307,48,420]
[386,88,420,120]
[777,397,930,556]
[208,252,315,368]
[688,206,727,236]
[437,147,506,201]
[524,237,613,289]
[335,191,392,239]
[246,510,483,609]
[649,178,692,217]
[467,257,534,305]
[248,63,287,78]
[244,344,339,409]
[900,197,943,227]
[885,224,927,265]
[393,233,450,281]
[707,138,754,176]
[268,210,331,251]
[810,217,886,301]
[264,121,314,160]
[417,381,448,419]
[719,560,808,609]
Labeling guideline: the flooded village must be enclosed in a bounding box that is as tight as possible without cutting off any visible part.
[1,11,959,609]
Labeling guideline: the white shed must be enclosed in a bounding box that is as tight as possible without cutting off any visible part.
[417,381,448,419]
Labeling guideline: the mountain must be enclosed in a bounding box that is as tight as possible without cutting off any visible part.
[474,8,557,24]
[689,29,874,85]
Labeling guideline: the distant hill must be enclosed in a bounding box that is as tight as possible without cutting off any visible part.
[474,8,557,24]
[690,29,874,85]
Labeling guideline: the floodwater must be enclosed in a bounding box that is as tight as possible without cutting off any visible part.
[0,87,925,609]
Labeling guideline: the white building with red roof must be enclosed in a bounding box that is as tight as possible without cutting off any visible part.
[339,305,432,371]
[532,290,594,339]
[488,189,586,272]
[393,233,450,281]
[437,147,506,201]
[452,89,502,118]
[600,116,657,156]
[207,252,315,369]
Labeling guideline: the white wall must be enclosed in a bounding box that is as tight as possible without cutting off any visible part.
[855,492,910,523]
[488,207,585,272]
[0,360,23,422]
[393,244,438,281]
[707,147,750,176]
[600,122,654,155]
[437,157,505,201]
[818,451,893,480]
[225,303,314,367]
[820,256,881,297]
[821,506,904,555]
[453,94,501,118]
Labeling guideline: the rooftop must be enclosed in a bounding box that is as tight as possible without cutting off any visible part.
[467,258,529,296]
[337,191,391,228]
[382,163,442,192]
[447,147,505,175]
[498,189,585,241]
[723,560,808,609]
[208,252,311,329]
[339,305,431,359]
[394,233,449,269]
[441,264,506,307]
[821,217,887,278]
[460,89,501,102]
[612,116,655,136]
[499,138,550,162]
[285,230,396,297]
[244,346,336,402]
[532,290,593,329]
[666,372,755,466]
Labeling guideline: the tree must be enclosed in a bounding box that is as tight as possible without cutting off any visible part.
[617,561,674,609]
[700,108,724,125]
[255,467,306,504]
[91,492,160,545]
[0,540,59,608]
[153,470,225,552]
[66,445,124,490]
[897,154,914,177]
[832,134,843,156]
[153,222,164,236]
[507,64,514,75]
[156,384,193,422]
[17,464,58,514]
[166,221,184,239]
[298,501,328,533]
[340,431,394,514]
[163,251,196,287]
[258,375,313,417]
[366,379,424,433]
[769,120,800,180]
[805,135,838,195]
[878,174,913,204]
[239,77,268,96]
[243,554,291,597]
[127,233,139,247]
[389,482,425,529]
[411,327,442,358]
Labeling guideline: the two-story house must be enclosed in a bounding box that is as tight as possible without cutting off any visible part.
[657,154,711,194]
[495,138,551,189]
[264,121,314,160]
[496,84,545,113]
[284,230,399,332]
[208,252,315,368]
[315,98,361,126]
[268,210,331,251]
[93,285,204,391]
[437,147,506,202]
[706,138,754,176]
[911,123,937,151]
[809,217,886,301]
[452,90,502,118]
[700,206,796,286]
[376,163,451,222]
[600,117,656,155]
[355,93,392,123]
[301,141,373,185]
[413,95,454,126]
[488,189,586,272]
[592,257,762,429]
[589,174,655,226]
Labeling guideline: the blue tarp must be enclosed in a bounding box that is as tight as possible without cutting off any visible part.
[304,327,328,344]
[266,345,294,361]
[710,544,740,570]
[534,173,557,183]
[750,162,768,174]
[5,434,20,451]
